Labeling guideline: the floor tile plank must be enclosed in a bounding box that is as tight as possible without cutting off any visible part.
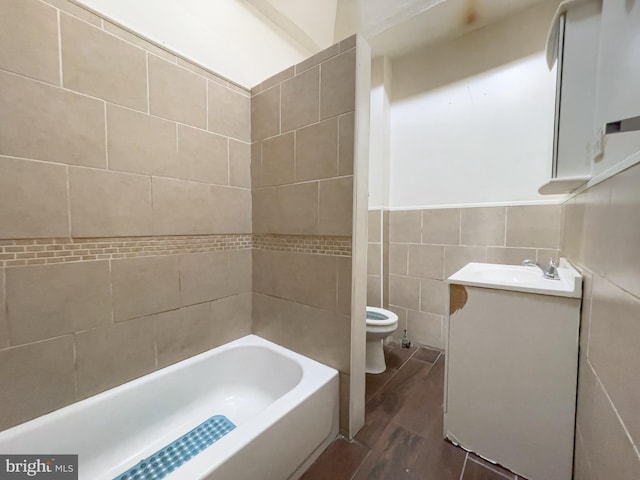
[394,355,444,437]
[409,438,467,480]
[356,358,432,449]
[300,436,370,480]
[353,423,426,480]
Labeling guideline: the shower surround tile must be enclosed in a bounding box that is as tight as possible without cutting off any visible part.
[61,13,147,111]
[339,113,355,176]
[319,177,354,236]
[149,55,207,129]
[0,0,256,432]
[261,133,295,187]
[249,37,360,435]
[207,81,251,141]
[179,251,229,306]
[0,157,69,239]
[295,118,339,181]
[251,86,280,142]
[6,261,112,345]
[111,255,181,322]
[0,71,106,167]
[177,125,229,185]
[107,104,178,177]
[0,336,75,431]
[295,44,339,74]
[229,140,251,188]
[69,167,153,238]
[0,270,7,349]
[252,183,319,235]
[75,317,157,399]
[281,66,320,132]
[43,0,102,26]
[209,186,252,234]
[151,178,213,235]
[0,0,60,85]
[320,48,356,120]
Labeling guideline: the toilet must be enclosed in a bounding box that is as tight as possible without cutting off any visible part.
[365,306,399,374]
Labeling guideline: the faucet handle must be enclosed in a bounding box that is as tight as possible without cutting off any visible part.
[548,257,557,268]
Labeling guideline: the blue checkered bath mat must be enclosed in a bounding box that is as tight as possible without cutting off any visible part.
[114,414,236,480]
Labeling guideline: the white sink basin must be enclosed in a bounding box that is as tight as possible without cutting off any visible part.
[447,260,582,298]
[476,267,543,285]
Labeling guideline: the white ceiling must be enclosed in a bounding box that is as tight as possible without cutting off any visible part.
[74,0,552,87]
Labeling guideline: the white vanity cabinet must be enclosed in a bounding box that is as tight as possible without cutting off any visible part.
[444,262,582,480]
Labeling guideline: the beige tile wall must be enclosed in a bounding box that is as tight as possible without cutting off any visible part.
[251,36,357,434]
[0,0,252,240]
[368,204,562,348]
[0,0,358,436]
[562,163,640,479]
[0,0,252,431]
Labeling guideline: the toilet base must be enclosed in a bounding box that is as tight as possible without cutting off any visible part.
[366,338,387,374]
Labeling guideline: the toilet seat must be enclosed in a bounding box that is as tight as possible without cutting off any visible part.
[366,306,398,326]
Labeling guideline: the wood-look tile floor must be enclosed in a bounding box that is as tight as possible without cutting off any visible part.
[301,342,526,480]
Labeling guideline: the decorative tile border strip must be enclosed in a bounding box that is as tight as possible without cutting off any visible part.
[0,234,352,267]
[0,235,252,268]
[253,234,351,257]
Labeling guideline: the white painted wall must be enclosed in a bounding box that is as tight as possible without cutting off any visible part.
[387,0,567,208]
[368,57,391,208]
[76,0,310,88]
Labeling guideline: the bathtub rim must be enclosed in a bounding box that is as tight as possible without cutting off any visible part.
[0,334,340,480]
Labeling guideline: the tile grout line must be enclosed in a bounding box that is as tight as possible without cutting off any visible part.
[0,67,250,145]
[72,332,79,401]
[335,113,340,177]
[145,52,150,114]
[349,445,373,480]
[104,102,109,169]
[65,165,72,238]
[57,9,64,86]
[366,344,421,404]
[226,138,230,189]
[458,453,469,480]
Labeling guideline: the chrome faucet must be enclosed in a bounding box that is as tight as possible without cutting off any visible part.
[522,258,560,280]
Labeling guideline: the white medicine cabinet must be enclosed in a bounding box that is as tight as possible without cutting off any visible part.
[540,0,601,194]
[541,0,640,194]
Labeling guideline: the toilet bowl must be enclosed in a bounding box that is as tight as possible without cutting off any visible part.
[366,306,399,374]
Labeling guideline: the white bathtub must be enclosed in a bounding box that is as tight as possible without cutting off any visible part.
[0,335,339,480]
